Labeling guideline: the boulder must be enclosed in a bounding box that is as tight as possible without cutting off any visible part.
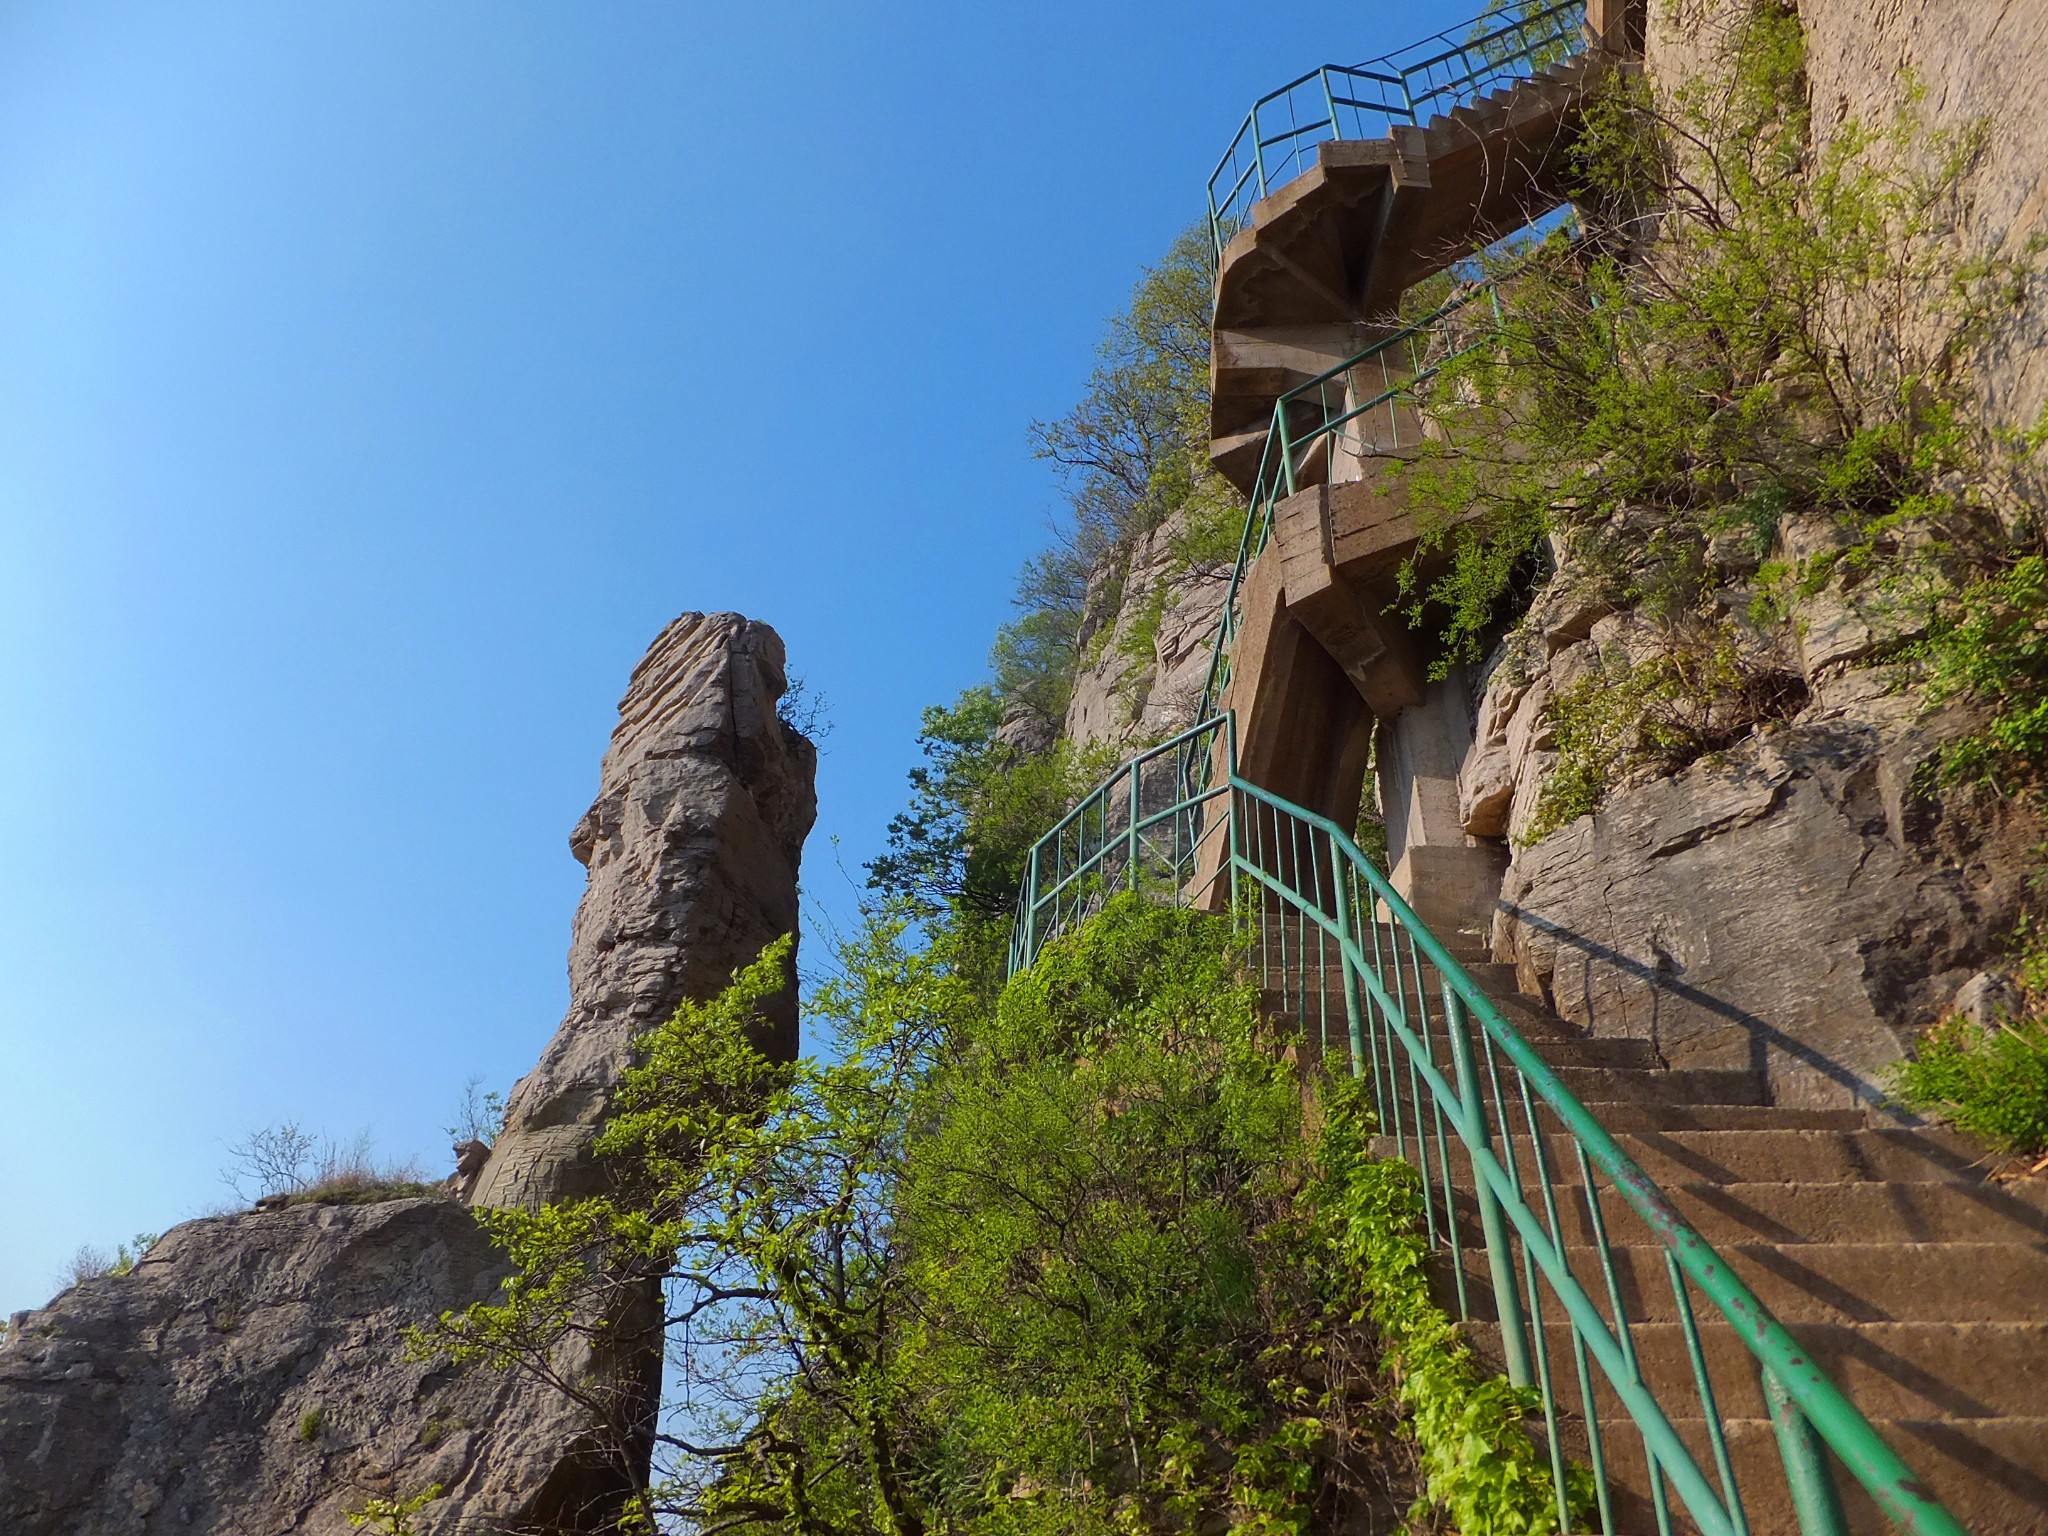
[1493,684,2037,1106]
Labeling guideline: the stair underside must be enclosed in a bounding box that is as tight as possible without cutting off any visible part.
[1210,54,1611,491]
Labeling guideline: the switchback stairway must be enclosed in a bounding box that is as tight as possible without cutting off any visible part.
[1208,0,1617,492]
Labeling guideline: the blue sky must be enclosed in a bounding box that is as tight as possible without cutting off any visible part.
[0,0,1471,1314]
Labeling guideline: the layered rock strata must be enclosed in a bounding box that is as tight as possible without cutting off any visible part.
[0,612,816,1534]
[1466,550,2036,1108]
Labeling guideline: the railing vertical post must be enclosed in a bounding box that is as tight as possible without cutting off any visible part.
[1319,67,1341,142]
[1764,1368,1849,1536]
[1126,758,1142,891]
[1446,984,1532,1388]
[1024,844,1040,965]
[1251,112,1269,207]
[1331,857,1368,1079]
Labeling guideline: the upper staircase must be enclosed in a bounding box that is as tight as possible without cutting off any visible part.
[1209,2,1613,493]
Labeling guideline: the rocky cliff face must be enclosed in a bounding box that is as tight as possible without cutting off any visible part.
[1062,512,1231,752]
[0,612,816,1535]
[1654,0,2048,435]
[1468,563,2036,1106]
[1445,2,2048,1108]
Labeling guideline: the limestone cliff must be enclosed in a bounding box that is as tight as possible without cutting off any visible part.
[0,612,816,1535]
[1451,1,2048,1107]
[1061,511,1231,752]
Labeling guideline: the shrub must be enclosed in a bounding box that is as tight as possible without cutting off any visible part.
[1889,1011,2048,1158]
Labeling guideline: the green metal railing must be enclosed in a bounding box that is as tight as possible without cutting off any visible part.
[1008,715,1231,975]
[1207,0,1587,261]
[1009,718,1968,1536]
[1195,281,1501,727]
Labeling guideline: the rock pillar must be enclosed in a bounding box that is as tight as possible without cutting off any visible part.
[469,612,816,1211]
[0,612,816,1536]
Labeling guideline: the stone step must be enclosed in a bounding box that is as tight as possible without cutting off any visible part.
[1271,1006,1657,1068]
[1492,1127,1986,1187]
[1444,1241,2048,1326]
[1547,1413,2048,1536]
[1461,1318,2048,1423]
[1372,1104,1870,1139]
[1382,1063,1768,1108]
[1436,1176,2048,1248]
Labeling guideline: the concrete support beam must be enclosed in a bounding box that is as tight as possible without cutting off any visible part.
[1586,0,1644,54]
[1379,670,1509,951]
[1265,475,1429,717]
[1226,547,1375,826]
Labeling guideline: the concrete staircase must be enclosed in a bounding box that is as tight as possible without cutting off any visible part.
[1259,933,2048,1535]
[1211,49,1615,493]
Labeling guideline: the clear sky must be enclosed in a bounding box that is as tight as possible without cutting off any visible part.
[0,0,1473,1315]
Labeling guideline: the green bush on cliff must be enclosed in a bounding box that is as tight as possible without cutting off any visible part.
[1405,4,2024,664]
[1890,1008,2048,1158]
[424,897,1593,1534]
[1391,2,2043,837]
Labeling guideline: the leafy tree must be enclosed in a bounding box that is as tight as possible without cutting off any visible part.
[425,902,1434,1535]
[866,687,1114,993]
[999,223,1241,729]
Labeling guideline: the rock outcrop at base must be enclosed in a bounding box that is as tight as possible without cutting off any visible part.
[0,612,817,1534]
[1,1200,567,1536]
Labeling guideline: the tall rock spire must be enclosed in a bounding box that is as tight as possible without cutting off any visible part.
[468,612,816,1210]
[0,613,816,1536]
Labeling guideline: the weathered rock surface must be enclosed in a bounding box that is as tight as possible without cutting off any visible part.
[0,612,817,1534]
[1488,667,2037,1107]
[1650,0,2048,438]
[1063,512,1231,752]
[471,611,816,1211]
[0,1201,591,1536]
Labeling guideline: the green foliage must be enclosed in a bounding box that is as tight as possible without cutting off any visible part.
[893,899,1400,1536]
[106,1232,159,1278]
[1000,223,1240,728]
[1920,555,2048,794]
[1315,1078,1578,1534]
[1524,629,1805,841]
[297,1406,324,1443]
[1889,1009,2048,1157]
[431,901,1436,1534]
[1401,6,2031,670]
[868,686,1116,993]
[345,1485,442,1535]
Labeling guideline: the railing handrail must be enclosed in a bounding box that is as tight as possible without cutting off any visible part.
[1009,716,1969,1536]
[1207,0,1589,261]
[1227,773,1967,1536]
[1025,714,1224,853]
